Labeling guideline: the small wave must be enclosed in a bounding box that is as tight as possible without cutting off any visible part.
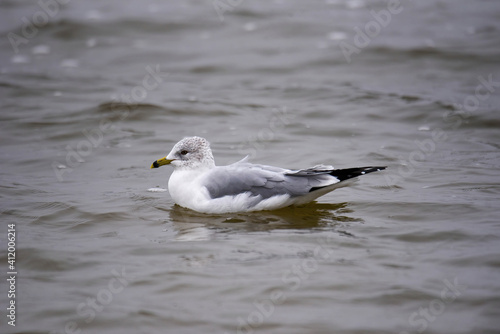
[367,45,496,65]
[147,187,168,192]
[3,18,197,42]
[96,101,166,113]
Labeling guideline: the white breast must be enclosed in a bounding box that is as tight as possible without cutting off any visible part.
[167,169,210,211]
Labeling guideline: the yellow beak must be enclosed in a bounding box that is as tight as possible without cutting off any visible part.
[151,157,174,169]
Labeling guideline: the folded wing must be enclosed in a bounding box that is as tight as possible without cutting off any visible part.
[202,161,385,200]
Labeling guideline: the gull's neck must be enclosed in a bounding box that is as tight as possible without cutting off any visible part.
[174,158,215,172]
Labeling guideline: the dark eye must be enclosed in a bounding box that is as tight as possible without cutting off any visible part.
[180,150,188,156]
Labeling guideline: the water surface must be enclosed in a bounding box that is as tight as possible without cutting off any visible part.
[1,0,500,333]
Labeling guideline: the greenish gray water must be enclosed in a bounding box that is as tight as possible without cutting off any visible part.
[1,0,500,333]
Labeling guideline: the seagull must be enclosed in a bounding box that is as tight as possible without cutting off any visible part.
[151,136,386,214]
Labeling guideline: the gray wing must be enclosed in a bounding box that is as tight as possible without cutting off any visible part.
[201,162,337,200]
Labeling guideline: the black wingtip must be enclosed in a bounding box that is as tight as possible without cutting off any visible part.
[329,166,386,182]
[309,166,386,192]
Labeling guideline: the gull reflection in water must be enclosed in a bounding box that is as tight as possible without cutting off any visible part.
[165,202,362,241]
